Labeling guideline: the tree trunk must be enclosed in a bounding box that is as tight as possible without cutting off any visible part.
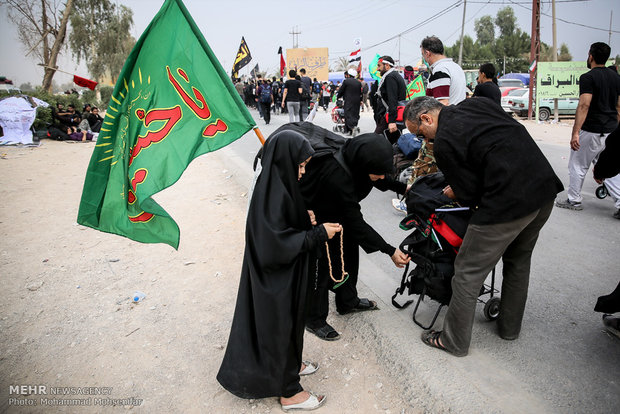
[41,0,74,93]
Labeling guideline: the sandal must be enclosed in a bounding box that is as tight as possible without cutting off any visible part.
[420,330,466,357]
[299,360,319,376]
[603,314,620,339]
[305,324,340,341]
[281,392,326,411]
[338,298,378,315]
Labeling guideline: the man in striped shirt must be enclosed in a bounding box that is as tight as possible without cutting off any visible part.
[421,36,466,105]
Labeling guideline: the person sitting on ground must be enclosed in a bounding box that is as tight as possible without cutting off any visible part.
[52,103,74,129]
[88,107,103,133]
[65,124,94,142]
[78,115,91,133]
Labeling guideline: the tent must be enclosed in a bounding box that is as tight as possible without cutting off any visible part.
[0,96,48,145]
[328,71,377,85]
[500,73,530,86]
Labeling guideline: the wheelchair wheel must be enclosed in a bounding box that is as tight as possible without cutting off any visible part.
[483,297,501,321]
[595,185,608,199]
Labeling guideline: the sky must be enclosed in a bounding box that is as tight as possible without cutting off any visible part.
[0,0,619,88]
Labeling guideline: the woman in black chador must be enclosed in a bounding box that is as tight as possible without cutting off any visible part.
[300,133,410,341]
[217,130,341,411]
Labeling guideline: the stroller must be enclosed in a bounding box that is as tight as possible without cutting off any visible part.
[331,99,346,133]
[392,172,501,329]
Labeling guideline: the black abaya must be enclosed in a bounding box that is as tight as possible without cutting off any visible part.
[337,77,362,132]
[217,131,327,399]
[300,134,404,327]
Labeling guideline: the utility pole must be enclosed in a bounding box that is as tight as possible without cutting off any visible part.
[398,35,401,69]
[552,0,559,122]
[528,0,541,120]
[610,10,614,46]
[458,0,467,65]
[290,26,301,49]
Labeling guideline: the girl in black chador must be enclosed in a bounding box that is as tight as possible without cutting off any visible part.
[217,130,341,411]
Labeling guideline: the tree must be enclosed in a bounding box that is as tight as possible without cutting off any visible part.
[69,0,134,84]
[474,16,495,46]
[445,7,531,74]
[495,6,516,37]
[19,82,34,91]
[332,56,351,72]
[1,0,74,92]
[559,44,572,61]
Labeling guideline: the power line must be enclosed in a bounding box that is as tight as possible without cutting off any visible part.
[507,0,620,33]
[363,0,464,51]
[468,0,590,3]
[445,0,493,41]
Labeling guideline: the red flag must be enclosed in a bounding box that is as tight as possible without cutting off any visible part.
[73,75,98,90]
[278,46,286,77]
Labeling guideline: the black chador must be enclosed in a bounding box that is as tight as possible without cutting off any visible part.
[217,131,327,398]
[337,76,362,133]
[300,134,405,334]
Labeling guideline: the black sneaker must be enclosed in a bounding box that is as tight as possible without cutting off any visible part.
[555,198,583,211]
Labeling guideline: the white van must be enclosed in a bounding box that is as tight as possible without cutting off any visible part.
[0,84,22,94]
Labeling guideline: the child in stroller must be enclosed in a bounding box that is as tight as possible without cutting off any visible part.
[331,99,346,133]
[392,172,500,329]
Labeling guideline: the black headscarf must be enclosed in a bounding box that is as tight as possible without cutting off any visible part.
[341,133,394,200]
[217,130,316,399]
[249,130,315,266]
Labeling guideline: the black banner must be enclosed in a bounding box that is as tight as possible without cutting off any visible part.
[231,37,252,80]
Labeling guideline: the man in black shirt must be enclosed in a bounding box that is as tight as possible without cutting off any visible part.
[556,42,620,212]
[282,70,303,122]
[374,56,407,143]
[405,96,563,356]
[299,68,312,121]
[472,63,501,106]
[337,68,362,135]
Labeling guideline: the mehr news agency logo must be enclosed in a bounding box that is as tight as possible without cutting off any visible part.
[8,385,143,407]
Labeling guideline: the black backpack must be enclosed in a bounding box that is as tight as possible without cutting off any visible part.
[300,83,311,101]
[254,122,351,174]
[392,228,455,308]
[259,85,272,103]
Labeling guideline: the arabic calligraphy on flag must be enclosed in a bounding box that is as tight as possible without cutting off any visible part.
[77,0,255,249]
[406,74,426,100]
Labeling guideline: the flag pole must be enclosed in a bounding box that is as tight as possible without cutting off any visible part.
[253,126,265,145]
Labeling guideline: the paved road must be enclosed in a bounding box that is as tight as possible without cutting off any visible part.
[222,106,620,413]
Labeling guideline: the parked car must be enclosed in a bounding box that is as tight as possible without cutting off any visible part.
[510,90,578,120]
[502,88,528,113]
[498,78,525,88]
[500,87,523,112]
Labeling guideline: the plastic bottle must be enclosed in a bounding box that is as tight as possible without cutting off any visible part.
[132,291,146,303]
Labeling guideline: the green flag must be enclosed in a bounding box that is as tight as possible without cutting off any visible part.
[77,0,255,249]
[406,74,426,100]
[368,54,382,81]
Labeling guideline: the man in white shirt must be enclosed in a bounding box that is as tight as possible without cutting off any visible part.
[421,36,466,105]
